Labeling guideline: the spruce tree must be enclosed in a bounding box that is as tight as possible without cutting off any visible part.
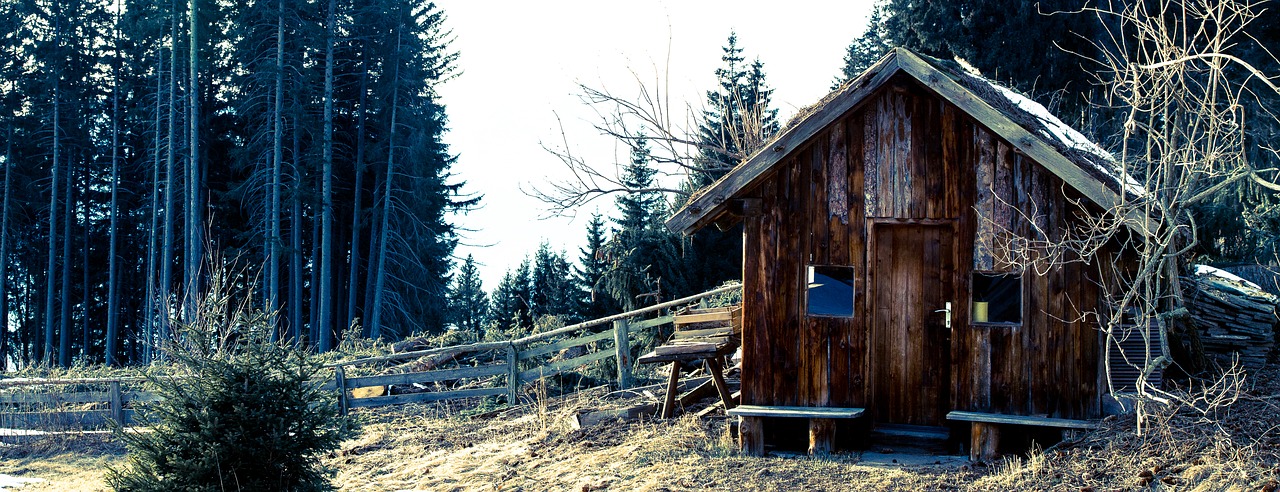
[530,242,573,320]
[573,213,615,320]
[448,254,487,336]
[683,33,778,293]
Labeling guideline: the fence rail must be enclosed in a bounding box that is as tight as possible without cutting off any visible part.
[327,283,740,414]
[0,378,156,434]
[0,283,742,430]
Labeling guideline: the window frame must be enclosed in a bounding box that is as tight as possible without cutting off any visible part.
[805,264,856,319]
[970,271,1023,326]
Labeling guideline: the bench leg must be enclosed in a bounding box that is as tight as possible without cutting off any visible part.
[661,360,682,419]
[808,418,836,456]
[706,358,736,410]
[970,421,999,462]
[740,416,764,455]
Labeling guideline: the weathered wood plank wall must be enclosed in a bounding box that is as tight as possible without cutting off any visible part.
[738,74,1106,422]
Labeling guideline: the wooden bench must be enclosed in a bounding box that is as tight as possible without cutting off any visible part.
[947,411,1097,461]
[637,306,742,419]
[727,405,866,456]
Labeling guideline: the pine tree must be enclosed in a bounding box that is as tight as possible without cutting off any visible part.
[448,254,487,336]
[573,213,615,320]
[488,269,521,332]
[833,1,892,88]
[530,242,573,320]
[693,32,779,189]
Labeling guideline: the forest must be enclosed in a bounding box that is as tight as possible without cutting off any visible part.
[0,0,1277,370]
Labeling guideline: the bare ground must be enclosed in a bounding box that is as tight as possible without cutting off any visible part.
[3,366,1279,491]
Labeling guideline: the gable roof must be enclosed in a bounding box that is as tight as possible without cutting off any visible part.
[666,47,1151,236]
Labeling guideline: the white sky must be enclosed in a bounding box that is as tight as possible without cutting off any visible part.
[437,0,876,288]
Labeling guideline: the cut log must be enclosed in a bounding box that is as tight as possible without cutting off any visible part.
[350,386,385,399]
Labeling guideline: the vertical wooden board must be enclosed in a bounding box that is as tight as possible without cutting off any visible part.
[884,93,900,218]
[870,224,892,421]
[829,116,856,407]
[973,129,995,271]
[784,156,806,407]
[905,226,924,423]
[993,141,1014,272]
[940,105,958,217]
[922,94,946,218]
[989,326,1023,414]
[894,91,913,217]
[974,328,992,411]
[942,223,958,413]
[754,173,779,406]
[828,120,849,227]
[1045,175,1067,417]
[864,97,881,216]
[846,113,868,408]
[804,145,830,407]
[810,141,830,267]
[921,224,943,423]
[1082,257,1102,416]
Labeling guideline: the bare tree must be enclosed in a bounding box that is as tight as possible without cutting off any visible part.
[531,61,778,217]
[985,0,1280,428]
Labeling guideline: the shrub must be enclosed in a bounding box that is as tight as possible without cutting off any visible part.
[108,270,352,491]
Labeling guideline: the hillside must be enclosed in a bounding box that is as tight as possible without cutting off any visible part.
[3,363,1278,491]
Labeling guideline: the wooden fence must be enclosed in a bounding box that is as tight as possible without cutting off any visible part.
[328,283,740,414]
[0,377,157,434]
[0,283,742,431]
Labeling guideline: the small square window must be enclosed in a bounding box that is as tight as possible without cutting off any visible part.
[972,272,1021,324]
[807,265,854,318]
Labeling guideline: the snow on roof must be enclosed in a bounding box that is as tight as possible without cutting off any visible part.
[974,77,1149,199]
[1193,264,1271,297]
[927,55,1150,200]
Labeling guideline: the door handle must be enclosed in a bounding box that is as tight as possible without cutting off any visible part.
[933,302,952,330]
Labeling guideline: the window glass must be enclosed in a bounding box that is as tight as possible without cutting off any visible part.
[807,265,854,317]
[972,272,1021,324]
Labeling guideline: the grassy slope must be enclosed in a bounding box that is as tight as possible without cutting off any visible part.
[3,365,1278,491]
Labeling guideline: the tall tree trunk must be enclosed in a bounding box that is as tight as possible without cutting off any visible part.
[268,0,284,337]
[346,51,368,333]
[105,2,122,364]
[184,0,201,321]
[369,30,401,339]
[159,0,179,349]
[43,58,60,365]
[58,154,72,367]
[0,128,12,370]
[143,49,164,362]
[317,0,336,351]
[81,173,89,360]
[289,167,302,341]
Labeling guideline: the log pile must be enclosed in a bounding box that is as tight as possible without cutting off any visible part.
[1186,265,1279,370]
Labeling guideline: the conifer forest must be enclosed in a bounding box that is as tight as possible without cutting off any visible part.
[0,0,1277,371]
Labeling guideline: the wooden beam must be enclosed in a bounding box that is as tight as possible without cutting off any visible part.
[971,421,999,462]
[740,416,765,456]
[727,405,866,419]
[809,418,836,455]
[946,410,1098,429]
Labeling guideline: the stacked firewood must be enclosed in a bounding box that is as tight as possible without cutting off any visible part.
[1185,265,1279,370]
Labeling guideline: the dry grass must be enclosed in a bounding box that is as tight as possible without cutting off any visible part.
[3,366,1279,491]
[325,388,982,492]
[0,435,125,492]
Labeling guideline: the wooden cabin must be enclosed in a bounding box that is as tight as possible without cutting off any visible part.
[666,48,1146,459]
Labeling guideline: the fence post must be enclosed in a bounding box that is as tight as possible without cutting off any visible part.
[613,319,632,390]
[506,343,519,406]
[335,366,348,417]
[110,381,124,427]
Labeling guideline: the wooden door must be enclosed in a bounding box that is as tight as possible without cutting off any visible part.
[869,221,954,426]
